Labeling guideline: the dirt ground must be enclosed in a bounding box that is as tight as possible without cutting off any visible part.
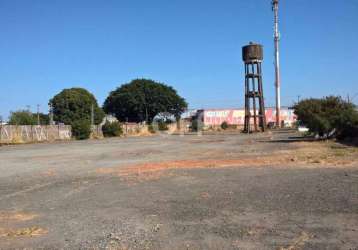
[0,129,357,249]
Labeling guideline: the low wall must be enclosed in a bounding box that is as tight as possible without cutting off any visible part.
[0,125,72,144]
[0,120,214,144]
[91,125,103,139]
[167,121,191,133]
[122,123,148,136]
[91,123,150,138]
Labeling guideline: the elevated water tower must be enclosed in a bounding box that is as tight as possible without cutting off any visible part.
[242,42,266,133]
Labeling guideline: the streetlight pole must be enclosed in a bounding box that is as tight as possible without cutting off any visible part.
[37,104,40,125]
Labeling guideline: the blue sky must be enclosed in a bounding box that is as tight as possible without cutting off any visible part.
[0,0,357,120]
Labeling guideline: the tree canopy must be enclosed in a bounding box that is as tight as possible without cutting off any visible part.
[49,88,104,125]
[9,110,36,125]
[8,110,49,125]
[294,96,358,138]
[103,79,188,123]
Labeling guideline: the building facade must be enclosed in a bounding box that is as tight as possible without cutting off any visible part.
[199,107,296,128]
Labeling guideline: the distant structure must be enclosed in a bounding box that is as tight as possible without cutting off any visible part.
[100,114,118,126]
[194,107,296,129]
[242,42,266,133]
[272,0,281,127]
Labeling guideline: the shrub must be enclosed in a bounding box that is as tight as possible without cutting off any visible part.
[71,120,91,140]
[102,121,123,137]
[221,121,229,130]
[335,108,358,140]
[148,124,156,134]
[229,124,237,129]
[158,121,169,131]
[191,119,203,131]
[9,110,36,125]
[294,96,358,139]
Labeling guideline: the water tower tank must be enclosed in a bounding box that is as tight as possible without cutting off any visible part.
[242,43,263,62]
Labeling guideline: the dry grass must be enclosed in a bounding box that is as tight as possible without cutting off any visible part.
[0,211,47,238]
[289,141,358,166]
[0,227,47,238]
[278,231,313,250]
[0,212,37,222]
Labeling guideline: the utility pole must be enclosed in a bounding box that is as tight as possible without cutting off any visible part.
[37,104,40,125]
[145,106,148,124]
[0,115,2,142]
[49,104,54,125]
[91,104,94,126]
[272,0,281,128]
[297,95,301,103]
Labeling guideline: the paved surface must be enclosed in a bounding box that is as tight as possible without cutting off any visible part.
[0,131,357,249]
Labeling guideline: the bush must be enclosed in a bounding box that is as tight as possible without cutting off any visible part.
[221,121,229,130]
[294,96,358,139]
[191,119,203,132]
[148,124,156,134]
[102,121,123,137]
[9,110,36,125]
[335,108,358,140]
[229,124,237,129]
[158,121,169,131]
[71,120,91,140]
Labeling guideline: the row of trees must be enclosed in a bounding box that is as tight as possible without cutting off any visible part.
[8,110,49,125]
[8,79,188,139]
[294,96,358,141]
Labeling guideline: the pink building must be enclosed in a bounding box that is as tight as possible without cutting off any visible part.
[199,108,296,127]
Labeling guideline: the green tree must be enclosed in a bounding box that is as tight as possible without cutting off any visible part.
[71,120,91,140]
[102,121,123,137]
[9,110,36,125]
[49,88,104,125]
[32,113,50,125]
[294,96,358,138]
[103,79,187,123]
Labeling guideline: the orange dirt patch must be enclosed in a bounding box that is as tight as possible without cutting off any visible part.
[96,156,291,178]
[199,192,211,199]
[40,169,57,177]
[96,141,358,183]
[0,212,37,222]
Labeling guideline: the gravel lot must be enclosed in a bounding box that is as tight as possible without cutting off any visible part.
[0,130,357,249]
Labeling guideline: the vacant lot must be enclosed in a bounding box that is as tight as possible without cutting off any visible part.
[0,130,357,249]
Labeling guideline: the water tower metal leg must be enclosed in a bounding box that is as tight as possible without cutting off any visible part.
[251,63,258,132]
[256,63,266,131]
[244,61,266,133]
